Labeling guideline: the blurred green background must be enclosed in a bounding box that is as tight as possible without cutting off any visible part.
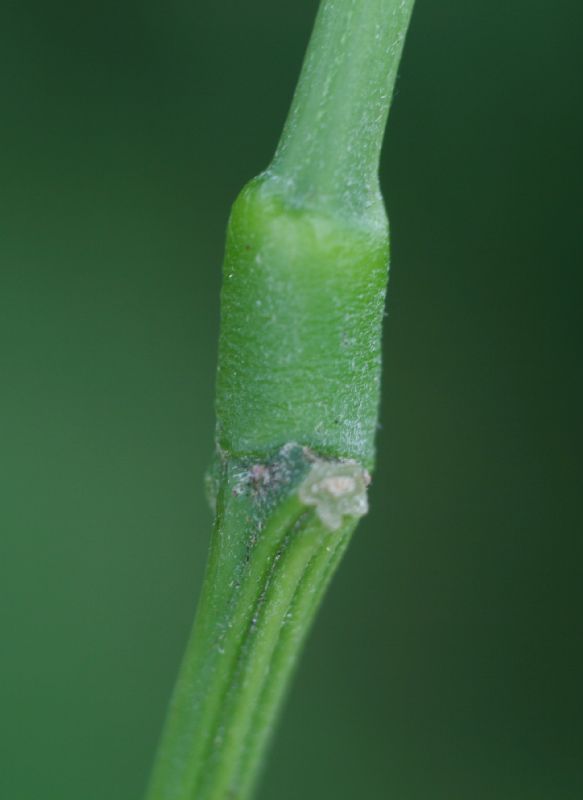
[1,1,582,798]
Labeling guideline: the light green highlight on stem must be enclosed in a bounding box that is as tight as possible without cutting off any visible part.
[215,184,388,470]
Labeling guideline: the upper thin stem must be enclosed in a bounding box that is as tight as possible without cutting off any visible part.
[269,0,415,214]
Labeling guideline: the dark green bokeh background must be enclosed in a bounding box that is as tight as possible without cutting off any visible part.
[1,2,582,798]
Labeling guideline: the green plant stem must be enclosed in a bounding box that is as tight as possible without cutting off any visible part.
[146,452,358,800]
[272,0,414,213]
[146,1,415,798]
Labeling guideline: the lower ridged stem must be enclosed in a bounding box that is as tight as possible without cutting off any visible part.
[145,450,361,800]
